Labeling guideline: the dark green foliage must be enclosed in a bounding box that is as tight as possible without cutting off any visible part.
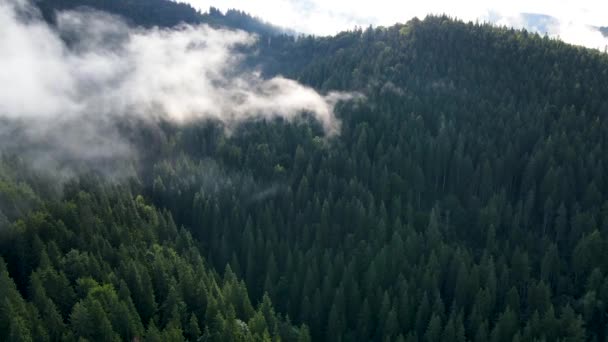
[145,12,608,342]
[0,179,309,341]
[3,0,608,341]
[36,0,287,35]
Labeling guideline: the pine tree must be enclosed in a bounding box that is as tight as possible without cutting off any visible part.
[186,313,201,340]
[424,314,442,342]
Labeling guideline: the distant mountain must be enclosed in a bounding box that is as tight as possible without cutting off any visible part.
[35,0,291,36]
[600,26,608,37]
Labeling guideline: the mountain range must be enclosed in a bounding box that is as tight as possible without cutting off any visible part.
[1,0,608,341]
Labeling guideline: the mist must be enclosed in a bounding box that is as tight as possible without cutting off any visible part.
[0,0,352,179]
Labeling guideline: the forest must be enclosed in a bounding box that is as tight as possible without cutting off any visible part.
[2,0,608,341]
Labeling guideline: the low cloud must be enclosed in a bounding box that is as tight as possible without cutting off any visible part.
[0,0,352,178]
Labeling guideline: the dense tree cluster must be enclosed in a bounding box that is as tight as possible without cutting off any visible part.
[36,0,286,35]
[150,16,608,342]
[2,0,608,341]
[0,160,309,341]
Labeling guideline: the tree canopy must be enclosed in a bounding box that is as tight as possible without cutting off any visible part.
[3,0,608,341]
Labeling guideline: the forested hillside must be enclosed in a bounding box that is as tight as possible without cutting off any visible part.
[0,158,309,341]
[36,0,287,35]
[149,18,608,341]
[2,1,608,341]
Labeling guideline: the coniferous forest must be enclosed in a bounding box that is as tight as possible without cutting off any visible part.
[2,0,608,341]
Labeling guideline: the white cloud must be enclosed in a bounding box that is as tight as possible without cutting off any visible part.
[0,0,354,178]
[184,0,608,49]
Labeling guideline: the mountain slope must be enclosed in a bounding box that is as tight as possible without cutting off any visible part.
[3,1,608,341]
[0,160,310,341]
[36,0,288,35]
[150,15,608,342]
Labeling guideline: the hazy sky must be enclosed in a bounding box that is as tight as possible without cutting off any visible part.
[183,0,608,49]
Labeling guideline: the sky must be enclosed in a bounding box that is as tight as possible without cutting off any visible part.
[183,0,608,49]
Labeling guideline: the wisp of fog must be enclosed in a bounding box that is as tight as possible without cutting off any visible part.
[0,0,353,178]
